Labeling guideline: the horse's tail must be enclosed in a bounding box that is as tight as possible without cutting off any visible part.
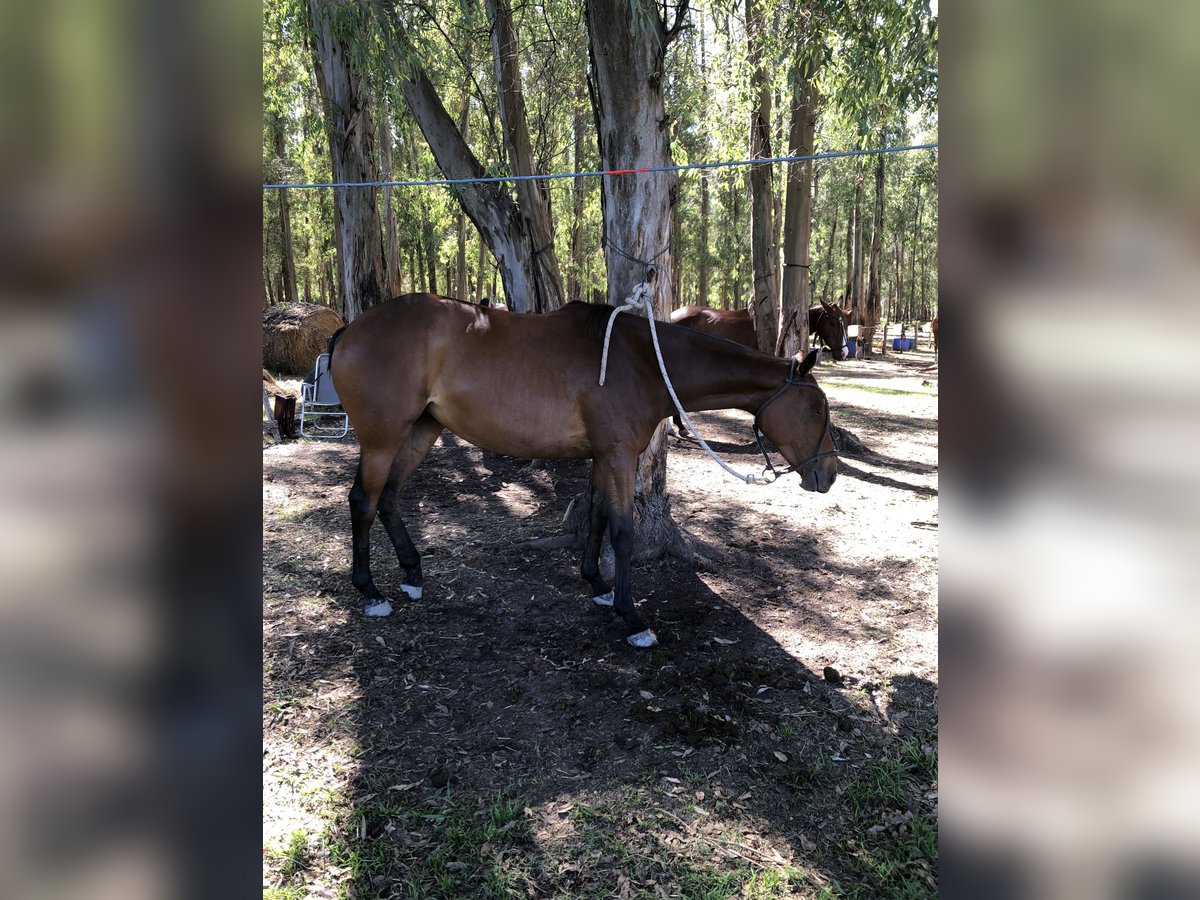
[327,325,347,362]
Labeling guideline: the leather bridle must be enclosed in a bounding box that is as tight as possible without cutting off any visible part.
[751,358,838,482]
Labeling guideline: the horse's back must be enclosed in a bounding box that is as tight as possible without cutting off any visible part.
[670,306,756,348]
[331,295,643,458]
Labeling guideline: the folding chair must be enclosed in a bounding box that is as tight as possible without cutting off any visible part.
[299,353,349,439]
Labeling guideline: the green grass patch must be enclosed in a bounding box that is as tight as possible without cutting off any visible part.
[264,830,313,897]
[263,886,308,900]
[822,738,938,899]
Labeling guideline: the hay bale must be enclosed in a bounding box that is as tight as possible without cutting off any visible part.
[263,303,344,377]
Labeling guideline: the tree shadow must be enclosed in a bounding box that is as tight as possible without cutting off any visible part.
[836,460,939,498]
[263,435,937,897]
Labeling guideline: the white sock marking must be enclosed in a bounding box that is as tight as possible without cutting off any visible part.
[627,629,658,648]
[592,591,614,607]
[400,584,422,600]
[364,599,393,617]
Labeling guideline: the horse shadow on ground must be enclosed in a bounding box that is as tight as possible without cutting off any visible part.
[264,434,938,897]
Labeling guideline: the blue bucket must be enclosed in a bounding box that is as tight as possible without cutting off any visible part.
[846,337,858,356]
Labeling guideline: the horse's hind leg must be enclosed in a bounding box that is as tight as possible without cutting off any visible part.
[376,414,443,603]
[581,463,613,606]
[350,442,403,617]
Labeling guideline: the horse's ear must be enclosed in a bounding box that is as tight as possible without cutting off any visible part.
[796,348,819,376]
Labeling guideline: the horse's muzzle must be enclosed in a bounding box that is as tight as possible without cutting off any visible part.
[801,463,837,493]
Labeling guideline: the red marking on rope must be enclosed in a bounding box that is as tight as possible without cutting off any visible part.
[605,167,650,175]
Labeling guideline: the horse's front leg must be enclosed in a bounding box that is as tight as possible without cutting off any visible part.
[581,463,613,606]
[601,455,656,648]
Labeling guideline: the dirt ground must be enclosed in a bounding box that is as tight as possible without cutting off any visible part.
[263,346,938,899]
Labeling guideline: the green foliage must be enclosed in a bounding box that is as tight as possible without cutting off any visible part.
[264,0,936,316]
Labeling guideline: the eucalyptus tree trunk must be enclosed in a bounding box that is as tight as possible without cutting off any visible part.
[778,51,818,358]
[307,0,386,322]
[745,0,778,354]
[844,195,855,308]
[569,85,587,302]
[581,0,692,561]
[271,118,299,306]
[697,12,711,308]
[824,209,838,303]
[456,96,470,302]
[475,229,487,300]
[863,154,885,355]
[698,175,710,306]
[850,177,864,322]
[379,101,401,295]
[487,0,564,311]
[370,0,557,313]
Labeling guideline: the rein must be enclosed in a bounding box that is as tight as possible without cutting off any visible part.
[599,283,837,485]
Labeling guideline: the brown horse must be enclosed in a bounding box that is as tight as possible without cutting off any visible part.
[329,294,838,647]
[669,306,757,347]
[669,300,852,360]
[667,300,850,434]
[931,314,939,355]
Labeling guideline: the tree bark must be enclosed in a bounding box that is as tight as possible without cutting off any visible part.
[475,227,487,300]
[568,84,587,302]
[825,209,838,303]
[379,98,401,295]
[582,0,691,562]
[850,177,864,323]
[272,116,299,306]
[745,0,778,354]
[370,0,556,312]
[698,175,710,307]
[779,49,818,358]
[863,154,885,355]
[307,0,386,322]
[486,0,564,312]
[456,95,470,301]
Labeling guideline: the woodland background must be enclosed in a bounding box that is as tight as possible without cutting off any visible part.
[263,0,937,352]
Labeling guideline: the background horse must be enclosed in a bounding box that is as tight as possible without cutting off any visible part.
[330,294,837,648]
[667,300,850,434]
[931,314,939,355]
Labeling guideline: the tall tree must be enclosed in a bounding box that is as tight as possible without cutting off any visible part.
[862,151,885,353]
[370,0,561,312]
[744,0,779,354]
[778,42,820,357]
[270,113,299,306]
[379,98,402,295]
[584,0,691,559]
[486,0,565,312]
[307,0,387,322]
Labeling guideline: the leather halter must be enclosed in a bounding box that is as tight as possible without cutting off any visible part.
[813,307,847,354]
[751,358,838,482]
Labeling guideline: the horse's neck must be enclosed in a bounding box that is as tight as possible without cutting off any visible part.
[658,327,785,414]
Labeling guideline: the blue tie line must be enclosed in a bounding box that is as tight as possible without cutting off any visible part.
[262,142,937,190]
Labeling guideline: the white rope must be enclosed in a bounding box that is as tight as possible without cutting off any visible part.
[598,283,775,486]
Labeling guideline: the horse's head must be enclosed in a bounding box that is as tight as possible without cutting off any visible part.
[755,349,838,493]
[818,300,850,361]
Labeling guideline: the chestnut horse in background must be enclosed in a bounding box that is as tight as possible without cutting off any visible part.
[667,299,851,434]
[670,300,852,359]
[329,294,838,648]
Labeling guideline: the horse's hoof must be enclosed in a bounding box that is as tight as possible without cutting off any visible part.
[364,599,393,617]
[592,591,614,607]
[400,584,423,600]
[626,629,658,648]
